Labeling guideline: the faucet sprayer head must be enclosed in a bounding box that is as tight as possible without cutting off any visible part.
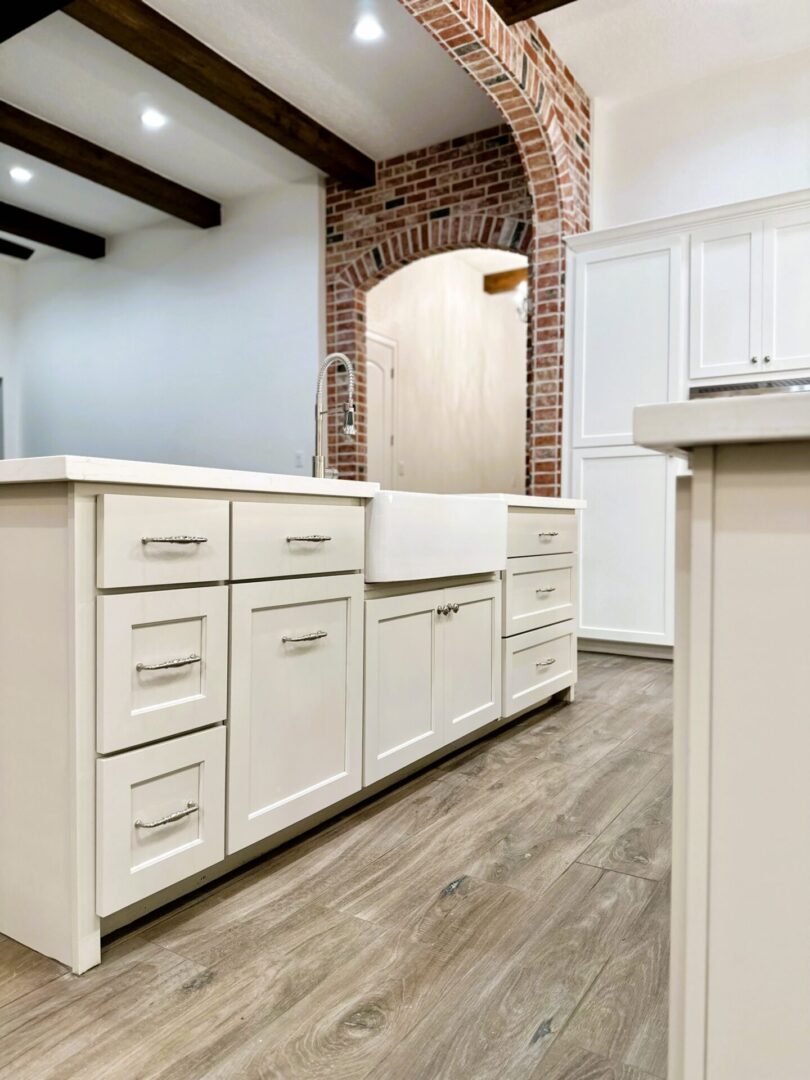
[342,402,357,438]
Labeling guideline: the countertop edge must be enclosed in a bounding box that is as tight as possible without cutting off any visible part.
[634,394,810,453]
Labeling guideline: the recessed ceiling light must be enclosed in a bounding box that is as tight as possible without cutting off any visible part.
[140,107,168,130]
[9,165,33,184]
[353,13,384,42]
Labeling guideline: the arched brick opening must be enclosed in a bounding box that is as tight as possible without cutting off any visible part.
[394,0,591,495]
[328,213,533,484]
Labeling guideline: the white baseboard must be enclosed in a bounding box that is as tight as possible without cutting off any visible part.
[579,638,673,661]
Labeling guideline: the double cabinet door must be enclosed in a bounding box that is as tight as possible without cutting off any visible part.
[364,580,501,784]
[690,207,810,379]
[227,574,364,854]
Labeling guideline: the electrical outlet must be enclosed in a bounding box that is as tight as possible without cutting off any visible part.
[294,451,305,470]
[398,461,405,477]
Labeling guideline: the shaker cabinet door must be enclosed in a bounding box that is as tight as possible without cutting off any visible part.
[227,575,363,853]
[442,581,501,742]
[761,206,810,373]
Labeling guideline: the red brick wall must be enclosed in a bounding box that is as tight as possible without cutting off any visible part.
[326,1,591,494]
[325,124,533,483]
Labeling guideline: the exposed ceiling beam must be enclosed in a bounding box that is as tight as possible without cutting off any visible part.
[0,202,106,259]
[65,0,377,189]
[0,3,68,43]
[484,266,528,294]
[0,102,221,229]
[488,0,579,25]
[0,236,35,261]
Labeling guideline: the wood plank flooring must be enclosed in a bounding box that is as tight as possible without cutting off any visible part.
[0,652,673,1079]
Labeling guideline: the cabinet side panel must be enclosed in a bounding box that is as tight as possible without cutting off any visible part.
[0,484,75,964]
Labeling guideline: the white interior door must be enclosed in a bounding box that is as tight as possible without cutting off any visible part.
[689,219,763,380]
[571,237,683,447]
[366,330,396,488]
[762,206,810,372]
[572,445,675,646]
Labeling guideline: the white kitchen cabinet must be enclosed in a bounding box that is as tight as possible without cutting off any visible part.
[227,574,364,853]
[571,446,674,647]
[364,580,501,783]
[570,237,684,446]
[762,206,810,372]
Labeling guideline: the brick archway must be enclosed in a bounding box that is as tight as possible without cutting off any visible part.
[329,212,532,483]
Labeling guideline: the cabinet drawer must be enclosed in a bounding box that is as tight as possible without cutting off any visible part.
[97,586,228,754]
[228,575,363,853]
[502,620,576,719]
[503,554,575,636]
[97,495,229,589]
[97,726,225,916]
[507,508,577,558]
[231,501,364,580]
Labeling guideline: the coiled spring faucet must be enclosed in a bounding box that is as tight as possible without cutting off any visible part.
[313,352,357,479]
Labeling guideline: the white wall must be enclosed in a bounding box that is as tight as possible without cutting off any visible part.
[0,263,19,459]
[593,46,810,229]
[12,179,323,474]
[367,249,527,494]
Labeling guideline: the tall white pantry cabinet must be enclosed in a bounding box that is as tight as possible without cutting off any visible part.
[564,187,810,651]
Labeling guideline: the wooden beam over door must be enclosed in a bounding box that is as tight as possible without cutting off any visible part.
[0,202,106,259]
[0,3,68,43]
[64,0,377,189]
[0,102,221,228]
[488,0,579,25]
[0,236,35,261]
[483,266,528,294]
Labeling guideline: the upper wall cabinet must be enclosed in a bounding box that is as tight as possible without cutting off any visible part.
[762,207,810,372]
[689,220,763,380]
[570,237,685,446]
[690,205,810,380]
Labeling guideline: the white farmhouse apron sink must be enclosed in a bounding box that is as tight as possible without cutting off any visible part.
[365,490,508,582]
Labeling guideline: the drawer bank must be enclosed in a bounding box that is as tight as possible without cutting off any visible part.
[0,458,583,972]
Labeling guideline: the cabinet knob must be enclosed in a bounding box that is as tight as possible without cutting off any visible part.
[450,603,460,613]
[763,355,771,364]
[437,605,449,616]
[751,356,759,364]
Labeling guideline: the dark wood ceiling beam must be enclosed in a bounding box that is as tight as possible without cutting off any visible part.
[0,202,106,259]
[488,0,578,25]
[0,236,35,261]
[0,101,221,228]
[1,3,69,43]
[64,0,376,189]
[484,266,527,294]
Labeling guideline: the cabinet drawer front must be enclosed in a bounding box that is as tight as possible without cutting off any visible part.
[97,586,228,754]
[97,727,225,916]
[97,495,230,589]
[504,554,575,636]
[502,620,576,719]
[228,575,363,853]
[231,501,364,580]
[507,508,577,558]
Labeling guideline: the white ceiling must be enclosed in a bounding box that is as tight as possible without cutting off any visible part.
[0,0,498,261]
[538,0,810,103]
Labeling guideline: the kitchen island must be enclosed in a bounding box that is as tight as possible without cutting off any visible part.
[635,393,810,1080]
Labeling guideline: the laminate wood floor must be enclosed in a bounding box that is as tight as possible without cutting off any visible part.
[0,653,673,1079]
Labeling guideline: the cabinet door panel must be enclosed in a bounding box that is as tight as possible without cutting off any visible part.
[572,239,681,446]
[572,447,674,646]
[364,590,444,784]
[690,220,763,379]
[762,207,810,371]
[228,576,363,853]
[443,581,501,741]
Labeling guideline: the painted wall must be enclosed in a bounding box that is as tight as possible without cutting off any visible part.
[12,179,323,473]
[367,249,527,494]
[593,46,810,229]
[0,263,19,458]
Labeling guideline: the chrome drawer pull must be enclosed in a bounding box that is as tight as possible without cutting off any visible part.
[536,657,557,667]
[538,531,559,538]
[135,801,198,829]
[286,535,332,543]
[136,654,201,673]
[141,535,208,545]
[536,586,557,595]
[282,630,328,643]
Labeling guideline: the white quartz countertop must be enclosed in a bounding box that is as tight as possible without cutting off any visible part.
[634,393,810,454]
[0,456,380,498]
